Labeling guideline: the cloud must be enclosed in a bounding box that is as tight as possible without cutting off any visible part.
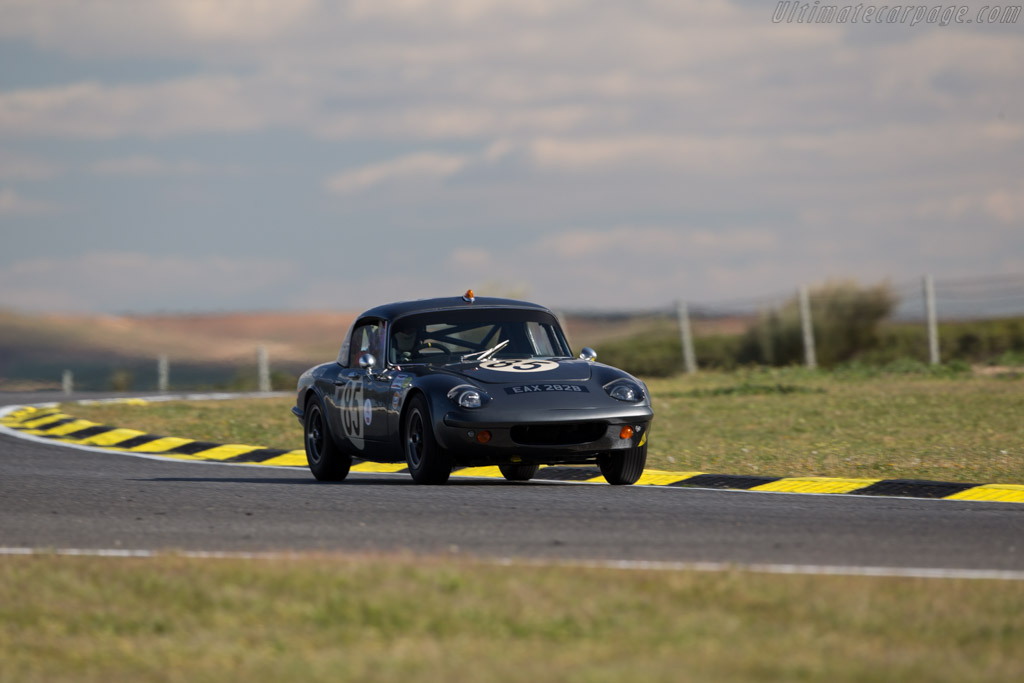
[0,1,1021,312]
[1,1,1019,146]
[448,247,493,268]
[0,252,299,312]
[0,0,318,55]
[0,75,312,139]
[0,187,56,215]
[0,149,61,180]
[534,227,778,259]
[88,156,240,177]
[324,152,469,195]
[435,226,787,305]
[912,183,1024,225]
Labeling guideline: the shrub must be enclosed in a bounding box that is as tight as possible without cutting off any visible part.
[737,281,896,368]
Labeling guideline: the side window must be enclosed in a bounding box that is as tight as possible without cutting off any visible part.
[526,321,557,356]
[348,321,382,368]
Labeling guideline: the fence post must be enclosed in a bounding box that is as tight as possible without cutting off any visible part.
[157,354,169,393]
[61,370,73,396]
[924,274,940,365]
[676,300,697,374]
[758,307,776,366]
[257,345,271,393]
[799,284,817,369]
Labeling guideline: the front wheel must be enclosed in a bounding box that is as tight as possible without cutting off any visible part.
[403,395,452,484]
[499,463,539,481]
[304,397,351,481]
[598,443,647,485]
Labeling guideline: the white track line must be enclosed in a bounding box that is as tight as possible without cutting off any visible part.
[2,546,1023,580]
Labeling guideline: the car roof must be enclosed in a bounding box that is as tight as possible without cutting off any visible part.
[358,296,553,321]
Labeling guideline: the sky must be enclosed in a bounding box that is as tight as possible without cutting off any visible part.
[0,0,1021,314]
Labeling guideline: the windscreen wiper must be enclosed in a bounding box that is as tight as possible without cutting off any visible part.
[463,339,509,362]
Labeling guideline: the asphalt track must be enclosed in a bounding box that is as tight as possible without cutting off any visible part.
[1,393,1022,572]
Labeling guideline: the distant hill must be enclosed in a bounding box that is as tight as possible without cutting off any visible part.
[0,309,356,391]
[0,308,747,390]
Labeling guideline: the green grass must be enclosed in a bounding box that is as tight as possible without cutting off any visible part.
[63,367,1024,484]
[644,368,1024,483]
[2,555,1023,682]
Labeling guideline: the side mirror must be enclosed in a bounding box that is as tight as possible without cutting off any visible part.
[579,347,597,362]
[358,353,377,370]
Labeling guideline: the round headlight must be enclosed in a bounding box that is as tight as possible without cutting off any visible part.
[605,379,644,403]
[448,385,486,408]
[458,389,482,409]
[609,384,637,401]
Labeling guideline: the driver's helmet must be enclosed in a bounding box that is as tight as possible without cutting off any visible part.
[393,325,417,354]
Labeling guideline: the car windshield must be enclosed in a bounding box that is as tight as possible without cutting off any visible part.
[389,308,571,365]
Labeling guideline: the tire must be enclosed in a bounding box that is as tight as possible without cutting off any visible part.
[403,394,452,484]
[598,442,647,485]
[499,463,539,482]
[304,397,352,481]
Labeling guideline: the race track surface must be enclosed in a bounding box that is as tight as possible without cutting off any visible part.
[2,431,1022,571]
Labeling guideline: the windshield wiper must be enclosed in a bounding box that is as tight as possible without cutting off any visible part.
[463,339,509,362]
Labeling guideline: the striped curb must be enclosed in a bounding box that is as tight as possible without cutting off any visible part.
[3,403,1023,503]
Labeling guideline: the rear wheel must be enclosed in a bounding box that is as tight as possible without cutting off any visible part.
[499,463,539,481]
[599,443,647,485]
[304,397,351,481]
[403,395,452,484]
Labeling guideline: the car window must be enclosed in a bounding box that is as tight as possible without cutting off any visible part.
[526,321,558,356]
[349,321,382,368]
[390,309,570,364]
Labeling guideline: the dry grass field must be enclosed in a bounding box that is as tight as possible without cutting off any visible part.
[2,554,1022,683]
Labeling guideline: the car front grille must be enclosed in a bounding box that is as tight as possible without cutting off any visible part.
[509,422,606,446]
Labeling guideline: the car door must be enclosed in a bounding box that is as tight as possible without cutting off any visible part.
[328,319,392,455]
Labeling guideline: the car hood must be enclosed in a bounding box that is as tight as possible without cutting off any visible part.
[434,358,593,384]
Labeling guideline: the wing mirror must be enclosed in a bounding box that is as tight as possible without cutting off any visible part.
[579,347,597,362]
[358,353,377,370]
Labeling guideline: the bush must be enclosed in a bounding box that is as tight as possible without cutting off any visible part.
[594,332,682,377]
[737,281,895,368]
[593,329,746,377]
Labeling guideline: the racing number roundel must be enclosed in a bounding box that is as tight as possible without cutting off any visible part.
[338,380,365,450]
[479,359,559,373]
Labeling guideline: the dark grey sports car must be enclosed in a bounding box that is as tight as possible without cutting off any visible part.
[293,291,653,485]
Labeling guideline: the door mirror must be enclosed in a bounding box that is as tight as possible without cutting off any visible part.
[579,347,597,361]
[358,353,377,370]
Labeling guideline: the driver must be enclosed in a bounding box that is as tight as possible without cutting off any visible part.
[392,325,418,363]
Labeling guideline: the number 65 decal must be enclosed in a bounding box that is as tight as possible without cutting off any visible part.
[338,380,365,450]
[479,359,559,373]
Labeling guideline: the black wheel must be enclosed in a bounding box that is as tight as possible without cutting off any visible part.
[598,442,647,485]
[304,397,351,481]
[403,394,452,484]
[499,463,539,481]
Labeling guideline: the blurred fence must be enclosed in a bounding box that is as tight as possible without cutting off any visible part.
[3,273,1023,392]
[0,347,306,395]
[562,273,1024,376]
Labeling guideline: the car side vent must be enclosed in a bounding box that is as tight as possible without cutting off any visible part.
[510,422,606,446]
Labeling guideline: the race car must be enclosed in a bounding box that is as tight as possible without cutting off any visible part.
[292,291,653,485]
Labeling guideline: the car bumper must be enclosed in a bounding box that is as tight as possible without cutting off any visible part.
[436,407,653,467]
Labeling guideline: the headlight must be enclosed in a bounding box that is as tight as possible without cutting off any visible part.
[604,379,645,403]
[448,385,487,409]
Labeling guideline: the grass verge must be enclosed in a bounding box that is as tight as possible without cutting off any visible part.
[60,368,1024,484]
[2,554,1023,682]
